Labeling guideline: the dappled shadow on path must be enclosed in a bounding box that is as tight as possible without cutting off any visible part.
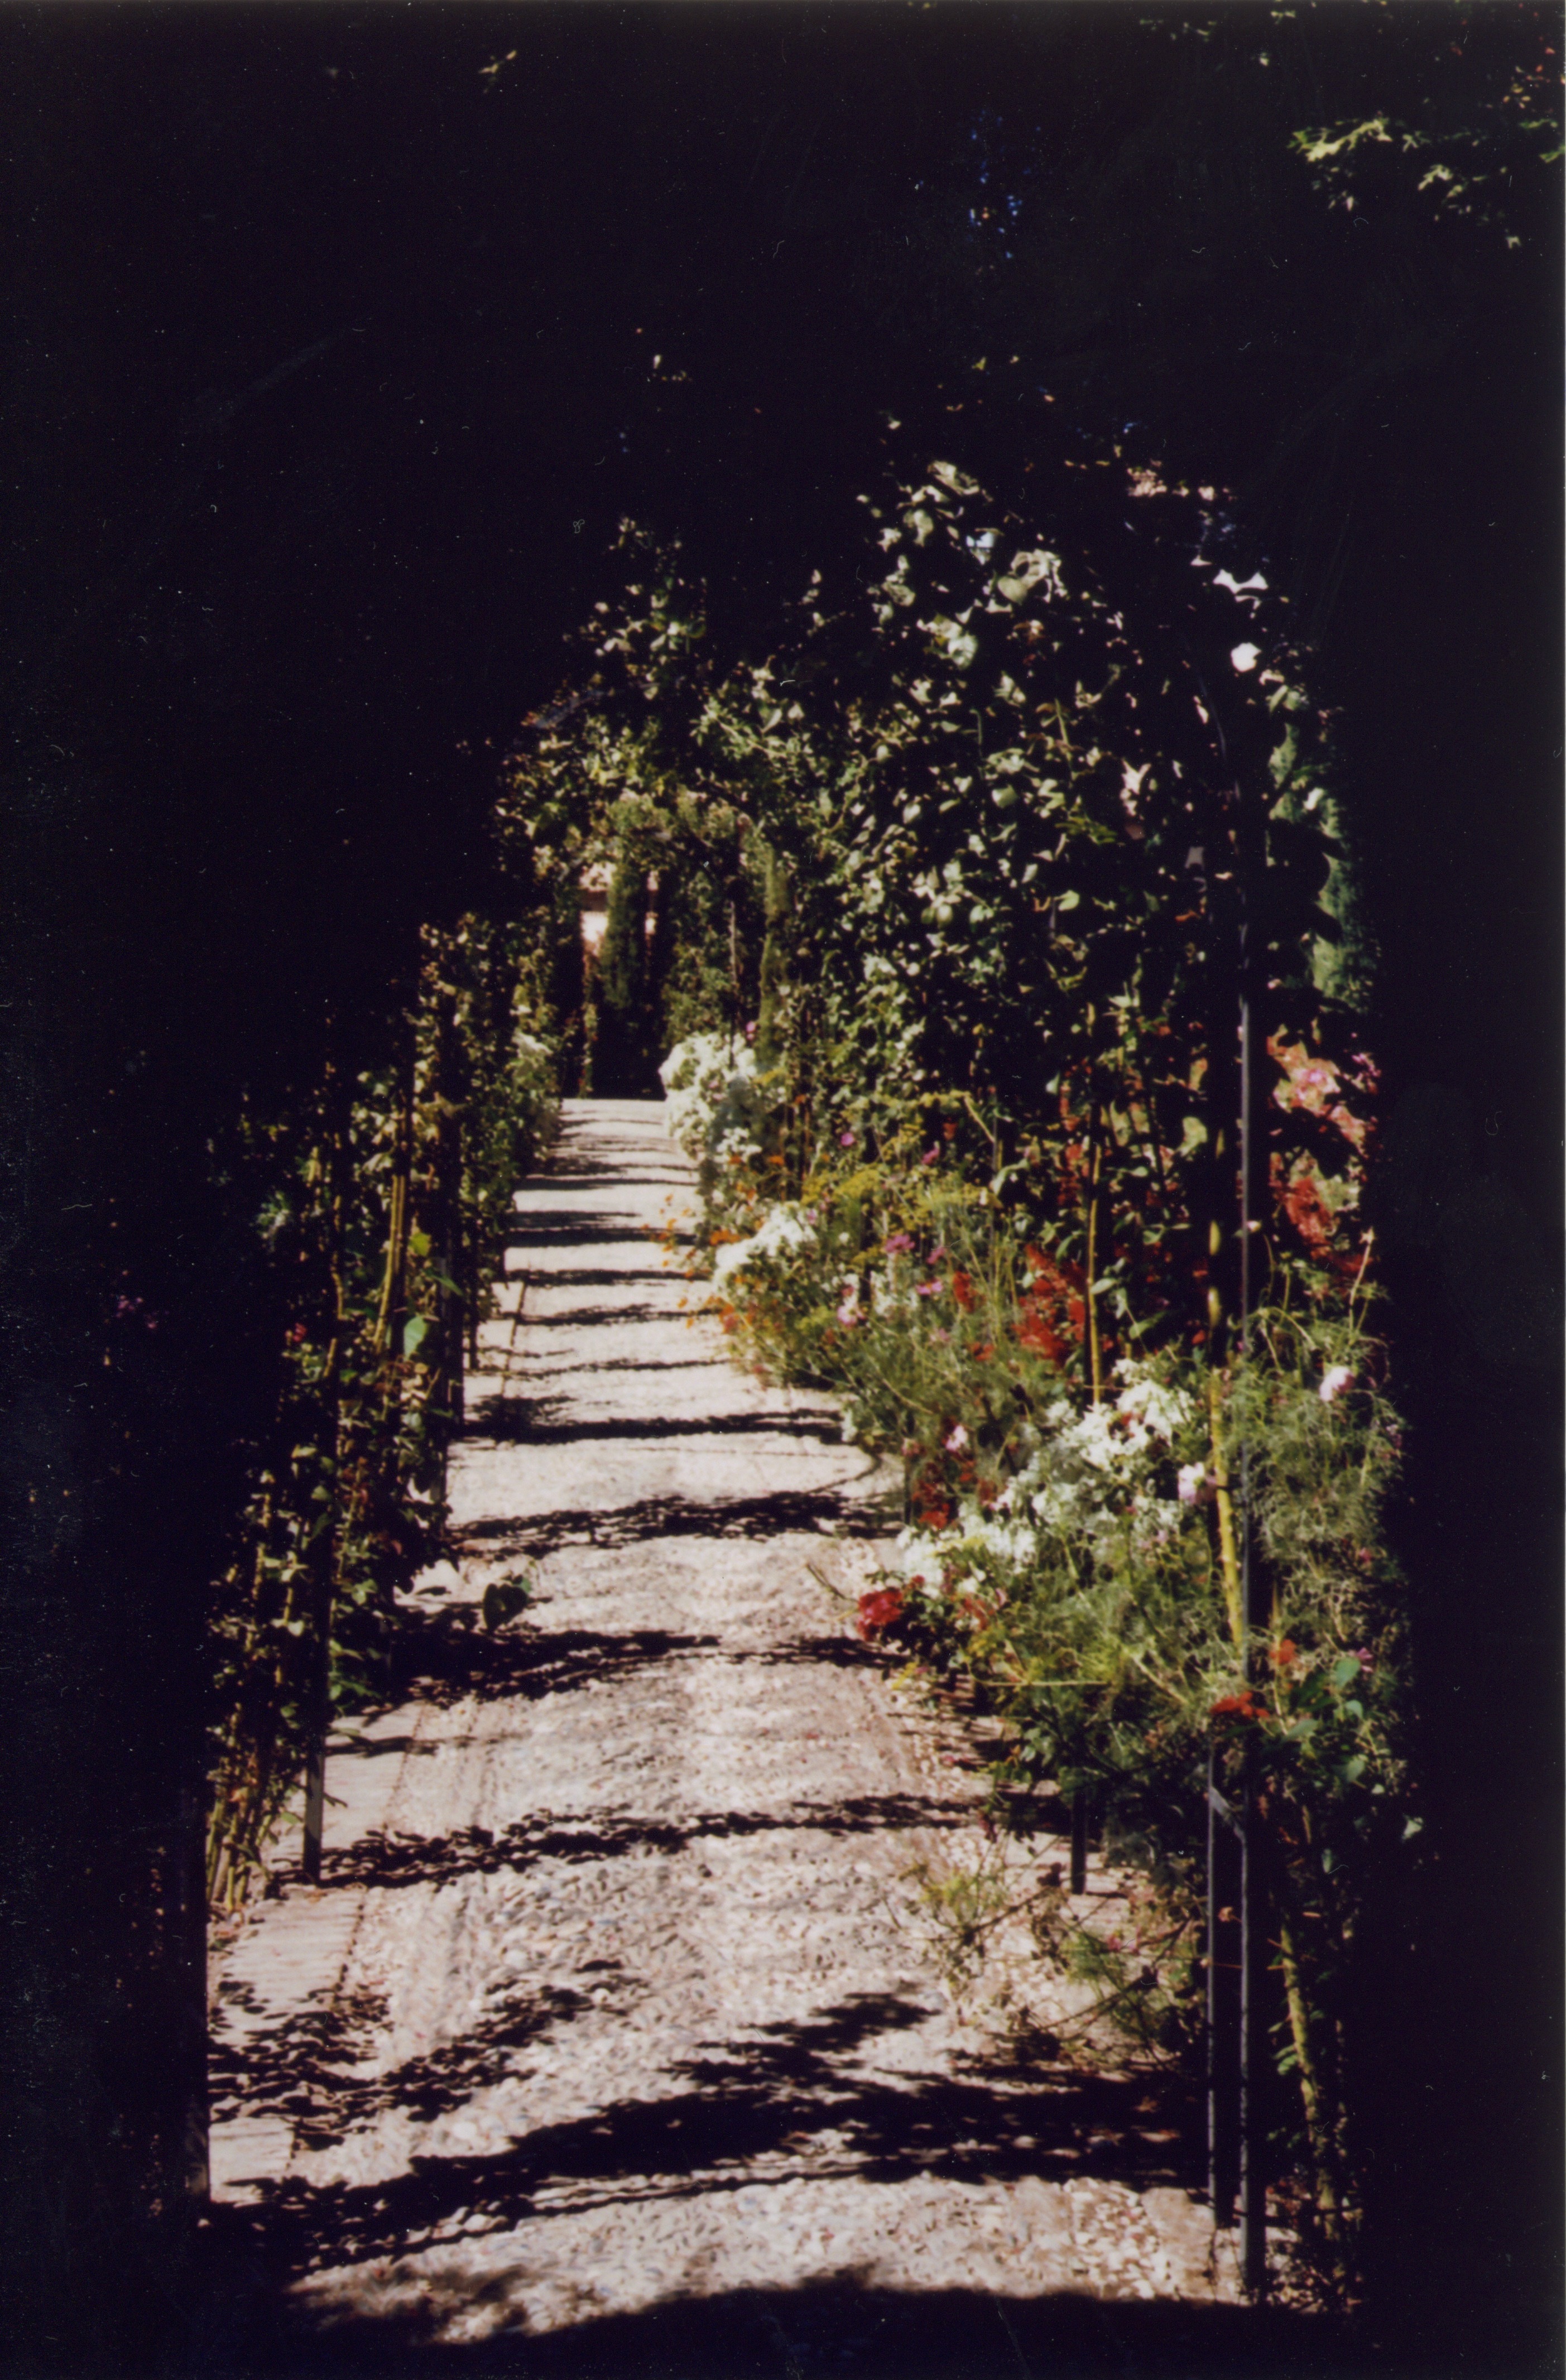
[503,1301,672,1330]
[196,1982,1358,2378]
[464,1398,842,1449]
[210,1980,592,2156]
[383,1601,905,1716]
[204,1988,1207,2292]
[496,1266,676,1290]
[295,1788,974,1896]
[456,1485,895,1559]
[503,1212,651,1248]
[388,1613,724,1708]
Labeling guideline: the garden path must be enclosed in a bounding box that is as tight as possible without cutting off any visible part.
[206,1099,1242,2374]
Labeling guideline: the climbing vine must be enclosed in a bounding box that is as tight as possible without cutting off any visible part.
[205,916,555,1908]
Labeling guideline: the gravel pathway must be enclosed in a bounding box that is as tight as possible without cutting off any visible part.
[207,1099,1245,2375]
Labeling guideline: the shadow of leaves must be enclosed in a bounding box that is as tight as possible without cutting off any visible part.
[301,1787,975,1895]
[455,1487,896,1558]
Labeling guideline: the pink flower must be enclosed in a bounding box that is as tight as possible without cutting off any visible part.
[839,1130,856,1147]
[1319,1364,1354,1403]
[921,1147,939,1166]
[945,1424,969,1453]
[835,1302,859,1328]
[885,1232,914,1254]
[915,1281,942,1299]
[930,1326,952,1343]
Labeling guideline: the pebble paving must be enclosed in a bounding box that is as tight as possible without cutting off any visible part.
[207,1098,1240,2372]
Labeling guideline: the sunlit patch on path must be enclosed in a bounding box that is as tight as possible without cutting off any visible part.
[205,1100,1270,2372]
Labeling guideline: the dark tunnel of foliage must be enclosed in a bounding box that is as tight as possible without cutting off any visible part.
[2,8,1559,2373]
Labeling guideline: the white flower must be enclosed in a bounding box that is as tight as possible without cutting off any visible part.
[659,1031,760,1159]
[1177,1462,1208,1506]
[1113,1361,1194,1444]
[1319,1363,1354,1403]
[945,1424,969,1453]
[1230,641,1261,673]
[1064,1403,1126,1472]
[711,1201,818,1285]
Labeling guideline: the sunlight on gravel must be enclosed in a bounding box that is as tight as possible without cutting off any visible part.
[209,1100,1236,2353]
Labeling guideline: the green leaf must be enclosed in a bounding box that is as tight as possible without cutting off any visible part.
[400,1314,430,1357]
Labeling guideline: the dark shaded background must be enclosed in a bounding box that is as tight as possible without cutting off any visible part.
[2,7,1559,2371]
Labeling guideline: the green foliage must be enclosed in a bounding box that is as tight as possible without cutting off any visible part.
[206,916,556,1907]
[594,856,654,1095]
[483,439,1409,2295]
[1291,17,1563,243]
[705,1142,1409,2283]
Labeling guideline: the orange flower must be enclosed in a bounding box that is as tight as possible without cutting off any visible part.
[1211,1689,1270,1724]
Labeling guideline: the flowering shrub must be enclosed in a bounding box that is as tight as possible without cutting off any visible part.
[659,1030,760,1161]
[507,441,1407,2294]
[700,1127,1410,2283]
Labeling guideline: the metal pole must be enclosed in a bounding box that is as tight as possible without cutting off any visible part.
[1207,1766,1242,2227]
[1236,825,1268,2299]
[1070,1797,1088,1898]
[1239,1761,1266,2293]
[1207,1747,1224,2219]
[301,1658,328,1884]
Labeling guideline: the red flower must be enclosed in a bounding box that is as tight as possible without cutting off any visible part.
[1211,1689,1270,1724]
[1017,1300,1064,1361]
[856,1586,905,1642]
[950,1271,976,1311]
